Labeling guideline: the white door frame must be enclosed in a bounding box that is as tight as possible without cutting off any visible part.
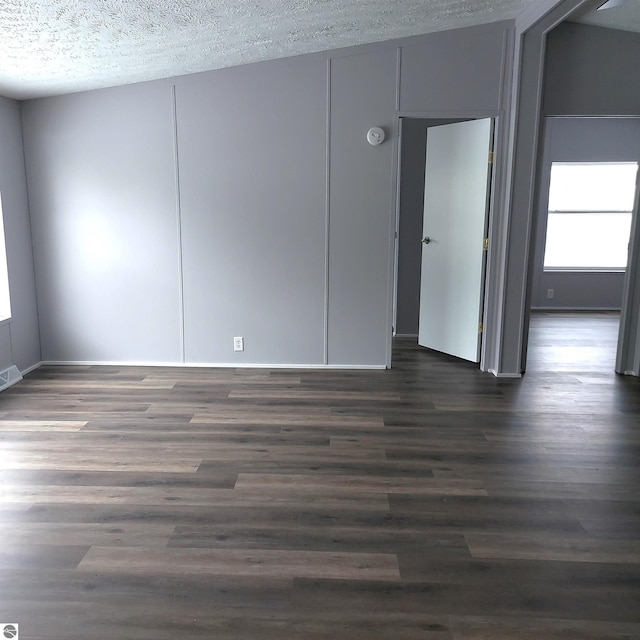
[617,167,640,375]
[391,117,404,339]
[390,111,501,370]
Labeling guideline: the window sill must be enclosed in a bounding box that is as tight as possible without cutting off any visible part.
[543,269,626,274]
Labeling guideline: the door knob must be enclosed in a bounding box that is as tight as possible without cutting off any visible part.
[422,236,433,245]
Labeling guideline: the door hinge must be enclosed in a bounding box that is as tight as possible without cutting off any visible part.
[483,238,489,251]
[394,231,398,239]
[478,322,484,334]
[488,150,495,164]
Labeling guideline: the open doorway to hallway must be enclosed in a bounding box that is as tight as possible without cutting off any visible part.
[526,117,640,375]
[393,115,494,366]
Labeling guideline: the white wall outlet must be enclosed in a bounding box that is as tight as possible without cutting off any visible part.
[233,336,244,352]
[546,289,554,299]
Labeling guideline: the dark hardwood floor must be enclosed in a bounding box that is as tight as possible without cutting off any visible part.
[0,319,639,639]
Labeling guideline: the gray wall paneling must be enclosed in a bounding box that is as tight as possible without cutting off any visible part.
[0,327,11,371]
[533,271,625,310]
[544,23,640,117]
[399,22,509,113]
[21,20,517,369]
[328,49,398,366]
[23,83,182,363]
[531,117,640,310]
[175,58,327,365]
[0,97,40,372]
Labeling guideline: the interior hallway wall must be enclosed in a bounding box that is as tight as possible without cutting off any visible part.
[544,22,640,117]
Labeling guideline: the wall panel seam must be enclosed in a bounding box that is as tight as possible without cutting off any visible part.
[171,85,186,363]
[324,58,331,366]
[395,46,402,113]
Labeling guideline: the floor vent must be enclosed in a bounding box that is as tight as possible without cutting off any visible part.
[0,365,22,392]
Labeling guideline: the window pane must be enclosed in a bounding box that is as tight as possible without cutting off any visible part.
[548,163,638,212]
[544,212,632,270]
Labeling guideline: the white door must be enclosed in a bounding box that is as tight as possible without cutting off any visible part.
[418,118,493,362]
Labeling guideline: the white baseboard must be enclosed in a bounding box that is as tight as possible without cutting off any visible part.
[488,369,522,379]
[40,360,387,371]
[21,361,43,376]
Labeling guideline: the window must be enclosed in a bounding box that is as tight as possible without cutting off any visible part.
[543,162,638,271]
[0,193,11,321]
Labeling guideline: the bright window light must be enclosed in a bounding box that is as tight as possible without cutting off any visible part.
[548,163,638,212]
[544,162,638,271]
[0,193,11,321]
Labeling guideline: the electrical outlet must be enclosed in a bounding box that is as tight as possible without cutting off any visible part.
[546,289,554,299]
[233,336,244,352]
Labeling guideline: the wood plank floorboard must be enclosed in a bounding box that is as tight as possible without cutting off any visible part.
[0,314,639,638]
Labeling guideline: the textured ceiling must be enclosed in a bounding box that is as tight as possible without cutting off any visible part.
[569,0,640,33]
[0,0,541,100]
[1,1,637,101]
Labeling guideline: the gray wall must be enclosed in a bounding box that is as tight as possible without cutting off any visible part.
[399,26,509,112]
[328,49,398,366]
[544,23,640,116]
[176,58,327,365]
[24,84,182,363]
[21,20,513,368]
[531,117,640,309]
[0,97,41,372]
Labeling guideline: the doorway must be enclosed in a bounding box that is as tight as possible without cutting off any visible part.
[393,116,494,365]
[527,117,640,373]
